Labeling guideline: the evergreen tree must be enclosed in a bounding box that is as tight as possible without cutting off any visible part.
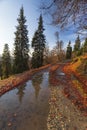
[31,15,46,68]
[66,41,72,59]
[13,6,29,73]
[83,38,87,54]
[2,44,11,78]
[74,35,81,56]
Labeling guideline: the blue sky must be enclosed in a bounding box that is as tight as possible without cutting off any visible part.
[0,0,78,55]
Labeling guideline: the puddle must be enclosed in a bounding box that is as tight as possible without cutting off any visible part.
[0,72,50,130]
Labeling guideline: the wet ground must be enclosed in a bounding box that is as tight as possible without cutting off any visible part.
[48,66,87,130]
[0,65,87,130]
[47,86,87,130]
[0,71,50,130]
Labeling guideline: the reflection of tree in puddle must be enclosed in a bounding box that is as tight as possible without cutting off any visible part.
[17,83,26,103]
[32,74,43,99]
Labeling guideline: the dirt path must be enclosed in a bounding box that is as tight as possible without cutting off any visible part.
[0,64,87,130]
[48,65,87,130]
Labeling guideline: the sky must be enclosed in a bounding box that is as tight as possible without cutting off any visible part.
[0,0,78,55]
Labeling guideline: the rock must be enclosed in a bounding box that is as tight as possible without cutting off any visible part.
[8,122,12,127]
[14,113,17,117]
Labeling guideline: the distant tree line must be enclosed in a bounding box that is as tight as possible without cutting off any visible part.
[66,35,87,60]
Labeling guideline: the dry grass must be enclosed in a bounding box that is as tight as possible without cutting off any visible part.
[63,54,87,103]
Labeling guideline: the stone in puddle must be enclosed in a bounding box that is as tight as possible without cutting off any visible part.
[58,72,65,76]
[14,113,17,117]
[8,122,12,127]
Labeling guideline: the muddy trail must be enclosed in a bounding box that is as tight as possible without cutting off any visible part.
[48,64,87,130]
[0,64,87,130]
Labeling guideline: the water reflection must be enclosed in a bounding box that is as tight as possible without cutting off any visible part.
[16,83,26,103]
[32,73,43,99]
[0,71,50,130]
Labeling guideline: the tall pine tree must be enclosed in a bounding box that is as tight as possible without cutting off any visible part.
[74,35,81,56]
[31,15,46,68]
[83,38,87,54]
[2,44,11,78]
[13,6,29,73]
[66,41,72,59]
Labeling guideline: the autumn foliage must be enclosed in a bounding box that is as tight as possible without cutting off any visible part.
[63,55,87,110]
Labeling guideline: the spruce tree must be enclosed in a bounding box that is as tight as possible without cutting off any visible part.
[83,38,87,54]
[74,35,81,56]
[2,44,11,78]
[13,6,29,73]
[31,15,46,68]
[66,41,72,59]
